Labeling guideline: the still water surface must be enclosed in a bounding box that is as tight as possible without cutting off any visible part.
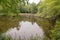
[0,16,52,40]
[4,21,44,40]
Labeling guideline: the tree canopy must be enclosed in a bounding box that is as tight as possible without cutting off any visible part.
[0,0,20,15]
[38,0,60,18]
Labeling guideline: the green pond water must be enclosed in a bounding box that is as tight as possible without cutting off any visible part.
[0,16,53,40]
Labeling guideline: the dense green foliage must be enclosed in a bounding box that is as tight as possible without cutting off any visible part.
[50,19,60,40]
[0,0,38,16]
[38,0,60,40]
[19,2,38,13]
[0,0,20,16]
[38,0,60,18]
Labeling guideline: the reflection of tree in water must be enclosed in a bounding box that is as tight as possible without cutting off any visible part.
[0,16,36,33]
[0,16,19,33]
[0,16,55,40]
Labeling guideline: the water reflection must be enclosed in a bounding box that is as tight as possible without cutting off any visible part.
[4,21,44,40]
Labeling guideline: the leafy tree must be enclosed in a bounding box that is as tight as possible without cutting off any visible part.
[30,3,38,13]
[38,0,60,18]
[19,2,37,13]
[19,5,29,13]
[0,0,20,16]
[38,0,60,40]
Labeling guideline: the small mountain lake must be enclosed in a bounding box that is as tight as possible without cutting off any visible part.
[0,16,53,40]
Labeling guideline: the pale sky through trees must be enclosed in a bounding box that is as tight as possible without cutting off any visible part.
[29,0,40,4]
